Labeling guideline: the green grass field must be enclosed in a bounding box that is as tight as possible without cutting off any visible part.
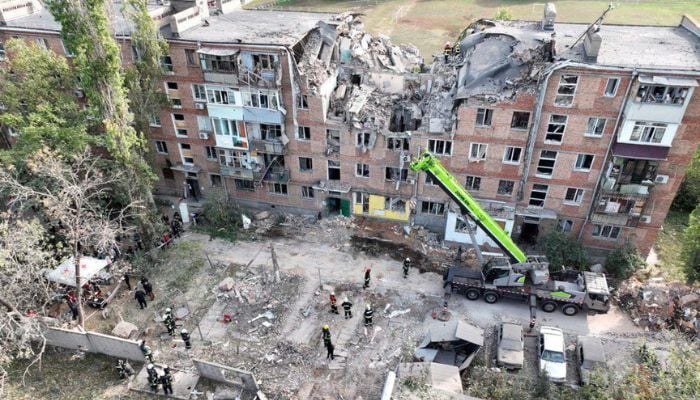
[247,0,700,57]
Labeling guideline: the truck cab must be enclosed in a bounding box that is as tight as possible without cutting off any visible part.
[582,272,610,313]
[482,260,526,287]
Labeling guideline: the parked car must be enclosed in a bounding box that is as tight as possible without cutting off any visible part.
[576,336,607,385]
[496,322,524,369]
[538,326,567,383]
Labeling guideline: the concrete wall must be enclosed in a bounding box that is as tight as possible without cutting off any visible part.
[192,359,259,391]
[44,327,146,362]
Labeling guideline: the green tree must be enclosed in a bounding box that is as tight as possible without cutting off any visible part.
[671,147,700,212]
[540,230,590,270]
[495,8,513,21]
[681,203,700,281]
[0,39,91,162]
[605,244,645,279]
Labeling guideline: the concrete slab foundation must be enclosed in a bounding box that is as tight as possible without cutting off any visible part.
[130,364,199,400]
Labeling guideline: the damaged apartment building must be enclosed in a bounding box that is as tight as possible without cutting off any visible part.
[1,2,699,256]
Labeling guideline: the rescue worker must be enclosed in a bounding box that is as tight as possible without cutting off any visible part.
[364,304,374,327]
[134,288,147,309]
[163,310,176,336]
[181,328,192,350]
[161,365,174,395]
[141,277,155,301]
[443,41,453,62]
[363,267,371,289]
[329,292,339,314]
[146,364,159,392]
[140,340,154,363]
[403,258,412,278]
[116,359,134,379]
[341,297,353,319]
[321,325,332,348]
[326,342,335,360]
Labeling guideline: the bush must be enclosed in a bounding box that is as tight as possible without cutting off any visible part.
[197,188,242,241]
[494,8,512,21]
[681,204,700,281]
[604,244,645,279]
[540,230,590,270]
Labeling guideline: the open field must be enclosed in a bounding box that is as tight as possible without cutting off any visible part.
[246,0,700,56]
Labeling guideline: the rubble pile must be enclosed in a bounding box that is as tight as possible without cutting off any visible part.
[617,277,700,336]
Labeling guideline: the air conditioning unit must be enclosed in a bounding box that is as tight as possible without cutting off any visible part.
[640,215,652,224]
[654,175,669,184]
[198,132,209,140]
[195,102,206,110]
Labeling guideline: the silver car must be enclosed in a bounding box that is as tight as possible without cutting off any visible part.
[576,336,607,385]
[496,322,524,369]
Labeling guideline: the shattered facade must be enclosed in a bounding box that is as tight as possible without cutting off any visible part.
[2,2,700,256]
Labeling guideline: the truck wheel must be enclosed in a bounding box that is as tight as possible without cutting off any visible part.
[465,289,480,301]
[562,304,579,316]
[484,292,499,304]
[541,301,557,313]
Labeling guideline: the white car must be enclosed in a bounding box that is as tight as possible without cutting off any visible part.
[538,326,567,383]
[496,322,524,369]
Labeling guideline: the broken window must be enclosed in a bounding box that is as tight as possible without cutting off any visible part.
[261,124,282,140]
[267,182,288,195]
[511,111,530,130]
[558,219,573,232]
[235,179,255,191]
[155,141,168,154]
[355,163,369,177]
[207,87,238,105]
[301,186,314,199]
[162,168,175,180]
[351,74,362,86]
[176,128,188,136]
[171,98,182,108]
[297,126,311,140]
[179,143,194,165]
[475,108,493,126]
[218,149,246,168]
[386,137,409,151]
[586,117,606,136]
[389,105,421,132]
[497,180,514,196]
[529,184,549,207]
[425,174,436,186]
[630,121,667,143]
[185,49,197,66]
[592,224,620,239]
[428,139,452,156]
[161,55,174,72]
[357,132,371,147]
[469,143,487,160]
[574,154,594,171]
[211,117,239,136]
[328,160,341,180]
[502,147,522,164]
[564,188,585,205]
[296,94,309,109]
[604,78,619,97]
[243,89,279,109]
[326,129,340,154]
[635,84,689,105]
[205,146,217,160]
[201,54,237,73]
[253,54,275,70]
[465,176,481,191]
[421,201,445,215]
[173,113,185,121]
[537,150,557,177]
[455,217,476,233]
[546,114,567,143]
[166,82,178,90]
[385,167,408,182]
[210,174,222,187]
[149,114,162,127]
[554,75,578,107]
[299,157,313,172]
[384,197,406,212]
[354,192,370,213]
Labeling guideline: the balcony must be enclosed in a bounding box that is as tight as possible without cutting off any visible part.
[263,167,290,183]
[249,139,286,155]
[238,66,279,89]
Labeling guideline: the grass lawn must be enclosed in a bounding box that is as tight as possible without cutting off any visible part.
[246,0,700,56]
[653,210,690,282]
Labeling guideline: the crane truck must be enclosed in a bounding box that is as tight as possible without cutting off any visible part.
[409,152,610,316]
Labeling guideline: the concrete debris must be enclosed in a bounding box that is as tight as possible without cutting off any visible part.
[387,309,411,319]
[112,320,138,339]
[248,311,276,324]
[254,211,270,221]
[218,277,236,292]
[241,214,252,230]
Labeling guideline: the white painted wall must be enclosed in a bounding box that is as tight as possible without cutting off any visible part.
[444,211,514,248]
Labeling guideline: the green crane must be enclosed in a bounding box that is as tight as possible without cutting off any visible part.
[410,152,527,263]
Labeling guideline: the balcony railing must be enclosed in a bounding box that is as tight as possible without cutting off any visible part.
[249,139,286,155]
[238,65,279,88]
[263,168,290,183]
[219,165,262,180]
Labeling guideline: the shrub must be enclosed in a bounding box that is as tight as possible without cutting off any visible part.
[604,244,645,279]
[197,188,242,241]
[681,204,700,281]
[495,8,512,21]
[540,230,589,270]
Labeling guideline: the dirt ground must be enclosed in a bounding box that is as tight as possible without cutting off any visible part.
[5,215,673,399]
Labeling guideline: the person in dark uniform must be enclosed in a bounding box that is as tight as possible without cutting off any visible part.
[363,267,371,289]
[403,258,412,278]
[161,365,174,395]
[140,340,154,363]
[134,289,147,309]
[141,277,155,301]
[321,325,332,348]
[146,364,159,392]
[341,297,353,319]
[364,304,374,327]
[180,328,192,349]
[326,342,335,360]
[122,274,131,290]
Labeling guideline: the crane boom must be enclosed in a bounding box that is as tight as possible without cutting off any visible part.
[410,152,528,263]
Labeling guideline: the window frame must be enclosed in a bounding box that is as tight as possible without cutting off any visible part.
[558,219,573,232]
[554,74,578,107]
[465,176,481,191]
[469,143,488,160]
[475,108,493,127]
[574,154,594,172]
[185,49,198,66]
[178,143,194,165]
[161,55,174,72]
[502,146,522,165]
[355,163,370,178]
[585,117,606,137]
[536,150,558,178]
[592,224,621,239]
[497,180,514,196]
[205,146,217,160]
[529,184,549,207]
[192,84,207,102]
[267,182,288,195]
[428,139,453,156]
[209,174,222,187]
[296,126,311,141]
[155,140,168,154]
[546,114,567,143]
[386,137,410,151]
[296,94,309,110]
[356,132,371,147]
[298,156,313,172]
[421,201,445,215]
[564,188,585,205]
[630,121,667,144]
[385,167,409,182]
[604,77,620,97]
[511,111,530,130]
[234,179,255,192]
[327,160,341,180]
[301,186,315,199]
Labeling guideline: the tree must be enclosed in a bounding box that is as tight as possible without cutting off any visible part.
[540,230,590,270]
[0,39,91,162]
[199,188,242,241]
[671,148,700,212]
[495,8,513,21]
[681,203,700,281]
[0,149,142,327]
[604,244,645,279]
[122,0,169,137]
